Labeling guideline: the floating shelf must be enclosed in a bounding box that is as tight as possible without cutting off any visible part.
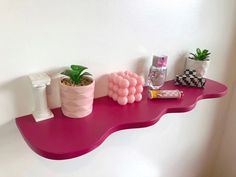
[16,79,227,160]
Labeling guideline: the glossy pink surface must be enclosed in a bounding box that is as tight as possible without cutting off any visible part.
[16,79,227,160]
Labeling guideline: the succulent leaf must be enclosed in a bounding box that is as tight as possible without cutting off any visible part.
[196,48,201,55]
[61,70,73,77]
[61,65,92,85]
[81,72,92,77]
[71,65,87,71]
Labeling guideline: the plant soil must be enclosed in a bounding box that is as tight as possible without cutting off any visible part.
[61,77,93,87]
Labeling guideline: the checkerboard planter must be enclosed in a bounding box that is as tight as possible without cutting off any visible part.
[186,58,210,77]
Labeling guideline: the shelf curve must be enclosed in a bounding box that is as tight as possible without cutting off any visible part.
[16,79,227,160]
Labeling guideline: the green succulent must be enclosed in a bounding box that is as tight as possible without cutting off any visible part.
[61,65,92,85]
[189,48,211,61]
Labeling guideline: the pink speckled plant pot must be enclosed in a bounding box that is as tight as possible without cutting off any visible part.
[60,78,95,118]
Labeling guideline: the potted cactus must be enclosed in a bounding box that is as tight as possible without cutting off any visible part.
[60,65,95,118]
[186,48,211,77]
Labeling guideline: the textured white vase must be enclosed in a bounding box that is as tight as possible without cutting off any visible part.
[186,58,210,77]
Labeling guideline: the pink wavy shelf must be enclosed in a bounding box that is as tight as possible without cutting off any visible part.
[16,79,227,160]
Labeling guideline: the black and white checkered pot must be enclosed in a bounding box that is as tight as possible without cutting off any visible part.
[186,58,210,77]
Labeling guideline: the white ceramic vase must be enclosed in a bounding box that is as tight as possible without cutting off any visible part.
[186,58,210,77]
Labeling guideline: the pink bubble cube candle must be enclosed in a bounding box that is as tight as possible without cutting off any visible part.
[107,71,145,105]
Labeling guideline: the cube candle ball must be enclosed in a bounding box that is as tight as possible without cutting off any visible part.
[107,71,144,105]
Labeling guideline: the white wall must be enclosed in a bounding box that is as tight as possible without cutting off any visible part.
[0,0,235,177]
[211,32,236,177]
[213,80,236,177]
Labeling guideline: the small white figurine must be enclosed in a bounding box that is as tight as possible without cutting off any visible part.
[29,73,54,122]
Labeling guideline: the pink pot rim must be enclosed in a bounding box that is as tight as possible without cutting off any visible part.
[60,77,95,89]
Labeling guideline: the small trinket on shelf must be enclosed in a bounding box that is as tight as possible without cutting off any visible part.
[147,55,168,89]
[148,89,183,99]
[107,71,144,105]
[175,69,206,88]
[28,73,54,122]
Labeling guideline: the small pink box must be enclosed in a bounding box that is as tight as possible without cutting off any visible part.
[107,71,145,105]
